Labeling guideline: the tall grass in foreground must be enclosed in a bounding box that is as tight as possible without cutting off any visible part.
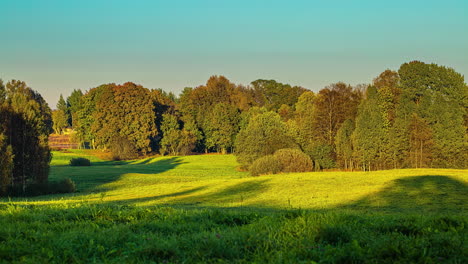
[0,203,466,263]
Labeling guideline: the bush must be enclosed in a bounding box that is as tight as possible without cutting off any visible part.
[5,178,77,197]
[273,148,312,173]
[110,136,138,160]
[69,157,91,166]
[249,155,282,176]
[235,112,297,170]
[56,178,77,193]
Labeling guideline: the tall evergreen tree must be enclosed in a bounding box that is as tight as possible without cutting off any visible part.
[56,94,69,127]
[53,95,69,134]
[66,89,83,128]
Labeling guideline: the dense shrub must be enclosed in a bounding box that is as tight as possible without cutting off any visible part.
[235,112,297,170]
[273,148,312,173]
[5,178,76,196]
[69,157,91,166]
[110,136,138,160]
[56,178,77,193]
[249,155,282,176]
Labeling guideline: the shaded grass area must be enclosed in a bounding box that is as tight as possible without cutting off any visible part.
[0,204,466,263]
[1,151,467,262]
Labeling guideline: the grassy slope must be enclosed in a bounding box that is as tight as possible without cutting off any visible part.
[1,150,467,263]
[7,150,466,216]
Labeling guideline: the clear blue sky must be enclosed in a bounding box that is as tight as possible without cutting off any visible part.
[1,0,467,107]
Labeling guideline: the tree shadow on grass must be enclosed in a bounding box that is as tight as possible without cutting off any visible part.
[173,179,271,206]
[106,179,271,208]
[110,186,208,205]
[62,157,187,193]
[85,174,468,216]
[339,175,468,214]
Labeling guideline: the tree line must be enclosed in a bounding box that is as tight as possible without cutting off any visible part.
[51,61,466,172]
[1,60,466,192]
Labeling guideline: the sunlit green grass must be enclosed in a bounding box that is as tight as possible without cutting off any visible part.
[4,150,467,215]
[1,150,467,263]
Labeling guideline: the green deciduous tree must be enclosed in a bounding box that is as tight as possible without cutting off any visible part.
[408,113,433,168]
[0,80,52,194]
[92,82,158,153]
[250,79,307,111]
[335,119,355,170]
[235,111,297,169]
[352,86,386,171]
[399,61,467,168]
[0,132,13,195]
[313,82,361,148]
[52,109,68,134]
[160,113,181,155]
[205,103,240,154]
[75,85,107,148]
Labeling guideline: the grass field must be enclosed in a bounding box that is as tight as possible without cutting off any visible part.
[1,150,467,263]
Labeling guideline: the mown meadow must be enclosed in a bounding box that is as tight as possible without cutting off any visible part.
[1,150,467,263]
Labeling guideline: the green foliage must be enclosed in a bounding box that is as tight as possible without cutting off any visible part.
[110,136,139,161]
[235,111,297,169]
[205,103,240,153]
[56,94,70,127]
[398,61,468,168]
[0,133,13,195]
[0,80,52,194]
[69,157,91,166]
[92,83,158,153]
[57,177,76,193]
[408,113,433,168]
[160,113,197,155]
[249,155,282,176]
[313,82,361,147]
[353,86,386,171]
[292,91,317,150]
[273,148,312,173]
[75,85,105,148]
[75,83,161,152]
[66,89,83,128]
[250,79,307,111]
[6,178,76,196]
[335,119,355,169]
[0,79,5,104]
[160,113,182,155]
[305,143,335,170]
[52,109,68,134]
